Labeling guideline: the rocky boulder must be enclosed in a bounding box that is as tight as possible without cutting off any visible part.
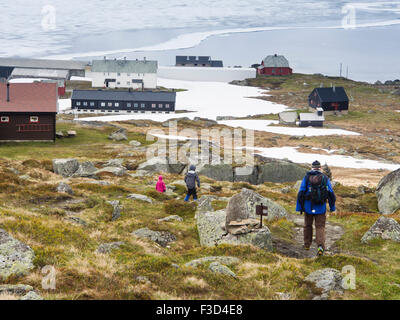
[96,242,125,254]
[0,229,35,279]
[108,128,128,141]
[138,157,186,174]
[56,182,74,195]
[132,228,176,247]
[184,256,240,268]
[305,268,344,300]
[96,166,126,177]
[257,162,307,183]
[209,262,237,277]
[127,194,153,203]
[107,200,122,221]
[225,188,287,233]
[361,216,400,243]
[72,161,98,178]
[52,159,79,177]
[199,164,234,182]
[376,168,400,214]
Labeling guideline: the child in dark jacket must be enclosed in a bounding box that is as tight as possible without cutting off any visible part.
[184,165,200,201]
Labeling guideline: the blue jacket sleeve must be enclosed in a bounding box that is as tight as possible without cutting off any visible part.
[295,177,307,212]
[327,179,336,212]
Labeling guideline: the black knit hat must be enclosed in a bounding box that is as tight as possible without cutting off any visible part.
[312,160,321,169]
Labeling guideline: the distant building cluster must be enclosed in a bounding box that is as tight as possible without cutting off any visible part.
[175,56,223,67]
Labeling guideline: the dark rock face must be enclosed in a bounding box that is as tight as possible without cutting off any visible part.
[198,162,306,185]
[376,168,400,214]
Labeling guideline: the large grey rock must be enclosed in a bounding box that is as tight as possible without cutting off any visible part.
[199,164,234,182]
[138,157,186,174]
[132,228,176,247]
[52,159,79,177]
[184,256,240,268]
[96,242,125,254]
[127,194,153,203]
[96,166,126,176]
[305,268,344,299]
[234,166,259,184]
[56,182,73,195]
[107,200,122,221]
[108,128,128,141]
[197,195,217,214]
[279,111,298,125]
[257,162,307,183]
[361,216,400,243]
[20,291,44,300]
[225,188,287,233]
[209,262,236,277]
[196,209,273,251]
[0,229,35,279]
[376,169,400,214]
[72,161,98,178]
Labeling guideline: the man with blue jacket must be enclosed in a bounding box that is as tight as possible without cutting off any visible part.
[296,160,336,256]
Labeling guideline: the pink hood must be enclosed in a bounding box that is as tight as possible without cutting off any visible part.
[156,176,166,192]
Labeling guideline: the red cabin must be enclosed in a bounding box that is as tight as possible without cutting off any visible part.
[258,54,292,76]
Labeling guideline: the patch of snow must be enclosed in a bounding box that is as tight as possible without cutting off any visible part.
[250,146,400,171]
[78,78,288,122]
[59,99,72,111]
[8,78,52,83]
[70,76,92,82]
[218,120,360,137]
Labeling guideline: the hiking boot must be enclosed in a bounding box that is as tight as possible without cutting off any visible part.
[317,246,324,256]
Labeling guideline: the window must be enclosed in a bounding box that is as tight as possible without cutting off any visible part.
[134,103,138,108]
[1,116,9,123]
[158,104,163,108]
[101,102,106,107]
[90,102,95,107]
[127,103,131,108]
[115,103,119,107]
[151,103,156,108]
[83,102,88,106]
[30,116,39,123]
[127,81,130,85]
[117,82,120,85]
[108,102,112,107]
[141,103,145,108]
[117,73,121,76]
[76,101,81,106]
[165,104,170,109]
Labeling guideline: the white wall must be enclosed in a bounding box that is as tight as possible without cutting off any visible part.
[158,66,256,82]
[86,71,157,89]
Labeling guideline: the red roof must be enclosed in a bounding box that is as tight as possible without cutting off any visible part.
[0,82,58,113]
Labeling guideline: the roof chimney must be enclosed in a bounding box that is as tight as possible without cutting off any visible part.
[6,82,10,102]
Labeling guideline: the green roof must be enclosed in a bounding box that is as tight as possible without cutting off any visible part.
[91,59,157,74]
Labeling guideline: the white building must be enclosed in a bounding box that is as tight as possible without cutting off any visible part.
[86,58,157,89]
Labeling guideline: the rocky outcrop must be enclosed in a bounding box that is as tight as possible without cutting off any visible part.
[72,161,98,178]
[96,166,126,177]
[132,228,176,247]
[196,208,273,251]
[0,229,35,279]
[107,200,122,221]
[257,162,307,183]
[376,168,400,214]
[361,216,400,243]
[56,182,73,195]
[305,268,344,300]
[108,128,128,141]
[225,189,287,232]
[209,262,236,277]
[199,164,234,182]
[127,194,153,203]
[96,242,125,254]
[52,159,79,177]
[138,157,186,174]
[184,256,240,268]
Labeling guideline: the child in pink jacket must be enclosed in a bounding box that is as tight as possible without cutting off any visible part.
[156,175,166,193]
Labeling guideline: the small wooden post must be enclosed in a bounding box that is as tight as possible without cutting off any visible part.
[256,204,268,228]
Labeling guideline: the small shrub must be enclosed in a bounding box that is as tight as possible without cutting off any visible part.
[145,189,173,201]
[164,199,197,217]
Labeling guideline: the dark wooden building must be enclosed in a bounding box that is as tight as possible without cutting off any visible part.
[71,89,176,114]
[0,82,58,142]
[176,56,223,67]
[308,86,349,114]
